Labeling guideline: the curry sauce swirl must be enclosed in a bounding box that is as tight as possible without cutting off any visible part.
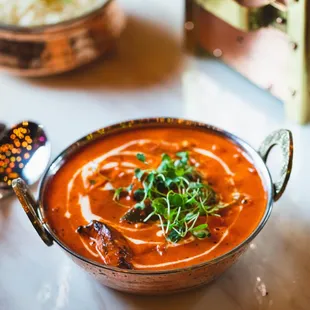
[45,127,267,271]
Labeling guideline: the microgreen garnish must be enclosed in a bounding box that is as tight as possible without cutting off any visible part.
[133,189,144,201]
[127,184,133,193]
[134,168,145,180]
[136,153,146,163]
[113,187,123,201]
[115,152,233,243]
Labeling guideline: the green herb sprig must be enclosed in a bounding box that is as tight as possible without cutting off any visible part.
[114,152,231,243]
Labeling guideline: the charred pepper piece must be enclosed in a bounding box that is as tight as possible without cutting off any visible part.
[77,220,133,269]
[121,203,156,224]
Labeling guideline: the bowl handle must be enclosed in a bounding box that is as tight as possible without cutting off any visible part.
[258,129,293,202]
[12,178,53,246]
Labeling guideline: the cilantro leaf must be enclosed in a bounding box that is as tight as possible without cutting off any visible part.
[136,153,146,163]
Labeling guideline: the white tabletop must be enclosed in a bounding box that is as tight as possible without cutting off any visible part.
[1,0,310,309]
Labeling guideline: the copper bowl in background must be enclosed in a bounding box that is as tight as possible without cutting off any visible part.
[0,0,125,77]
[12,118,293,295]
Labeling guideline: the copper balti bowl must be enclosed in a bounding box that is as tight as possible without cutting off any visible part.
[12,118,293,295]
[0,0,125,77]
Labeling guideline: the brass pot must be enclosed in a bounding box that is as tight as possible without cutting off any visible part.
[0,0,125,77]
[12,118,293,295]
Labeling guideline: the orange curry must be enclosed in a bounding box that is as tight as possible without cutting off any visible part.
[45,127,267,271]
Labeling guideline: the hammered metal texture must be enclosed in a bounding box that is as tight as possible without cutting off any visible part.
[69,245,247,295]
[258,129,293,201]
[0,0,125,77]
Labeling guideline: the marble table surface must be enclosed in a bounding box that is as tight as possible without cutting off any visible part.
[1,0,310,309]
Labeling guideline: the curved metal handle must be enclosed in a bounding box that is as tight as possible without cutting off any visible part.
[12,178,53,246]
[258,129,293,202]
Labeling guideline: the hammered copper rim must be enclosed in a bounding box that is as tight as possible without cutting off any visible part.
[38,117,274,275]
[0,0,113,33]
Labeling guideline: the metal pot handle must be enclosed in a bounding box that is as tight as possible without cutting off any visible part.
[12,178,53,246]
[258,129,293,202]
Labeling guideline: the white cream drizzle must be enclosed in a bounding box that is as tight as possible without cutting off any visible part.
[133,230,229,269]
[79,140,152,187]
[81,165,96,188]
[169,235,196,247]
[101,161,137,170]
[95,245,108,264]
[118,151,141,156]
[121,162,138,168]
[101,162,118,170]
[101,182,114,191]
[193,147,234,176]
[65,178,75,219]
[133,206,243,269]
[80,238,99,258]
[125,235,195,248]
[125,236,162,245]
[66,139,243,268]
[156,230,164,237]
[65,140,152,218]
[79,194,102,223]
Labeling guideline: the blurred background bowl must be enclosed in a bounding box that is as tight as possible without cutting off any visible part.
[0,0,126,77]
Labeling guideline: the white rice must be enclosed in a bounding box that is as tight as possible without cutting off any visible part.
[0,0,108,27]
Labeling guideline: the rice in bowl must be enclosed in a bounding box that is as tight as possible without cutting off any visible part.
[0,0,108,27]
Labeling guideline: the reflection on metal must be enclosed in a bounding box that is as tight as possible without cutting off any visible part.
[0,121,50,189]
[286,0,309,124]
[12,178,53,246]
[258,129,293,201]
[0,121,51,200]
[195,0,287,32]
[185,0,310,124]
